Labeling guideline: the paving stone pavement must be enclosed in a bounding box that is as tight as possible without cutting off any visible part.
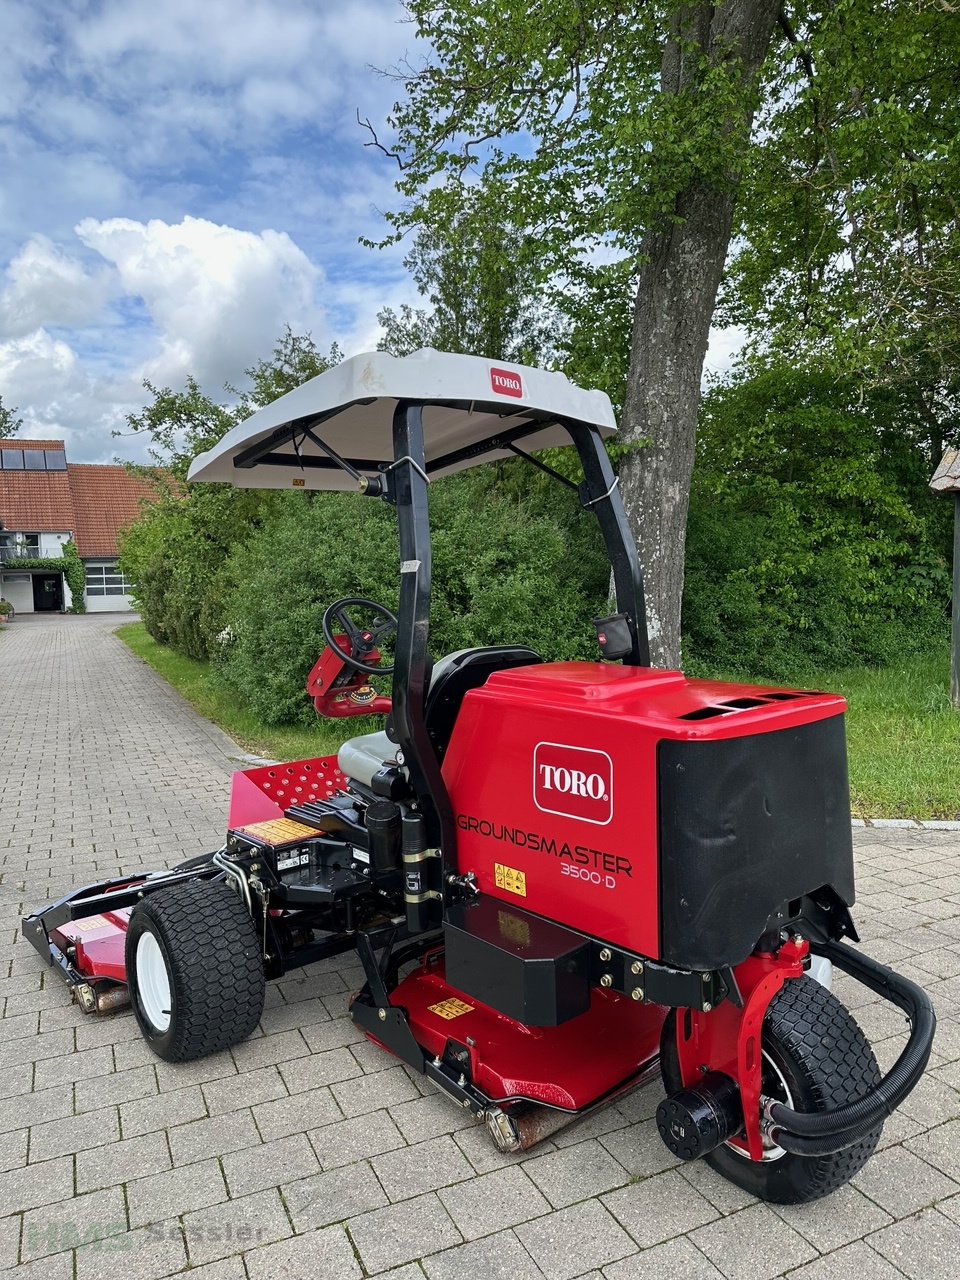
[2,613,960,1280]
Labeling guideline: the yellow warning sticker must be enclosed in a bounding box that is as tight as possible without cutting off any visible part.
[72,915,107,933]
[494,862,527,897]
[236,818,317,846]
[428,997,475,1020]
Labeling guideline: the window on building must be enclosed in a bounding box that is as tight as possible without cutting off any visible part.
[23,451,45,471]
[0,449,24,469]
[85,563,131,597]
[44,450,67,471]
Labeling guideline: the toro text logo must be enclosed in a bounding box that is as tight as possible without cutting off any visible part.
[490,367,524,398]
[533,742,613,826]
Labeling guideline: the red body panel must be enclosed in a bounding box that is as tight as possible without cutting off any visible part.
[53,909,131,982]
[227,755,345,829]
[442,662,845,959]
[389,954,666,1107]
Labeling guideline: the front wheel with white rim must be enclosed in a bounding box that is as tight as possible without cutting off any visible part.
[125,878,265,1062]
[660,975,883,1204]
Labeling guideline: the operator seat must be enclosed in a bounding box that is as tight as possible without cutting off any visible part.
[337,646,542,787]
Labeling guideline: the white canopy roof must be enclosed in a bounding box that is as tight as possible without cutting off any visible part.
[187,348,617,491]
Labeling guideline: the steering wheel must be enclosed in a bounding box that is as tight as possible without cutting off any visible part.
[321,597,398,676]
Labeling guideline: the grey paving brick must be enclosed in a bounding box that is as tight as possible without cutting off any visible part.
[309,1109,407,1170]
[603,1237,724,1280]
[773,1183,893,1253]
[182,1187,292,1266]
[852,1143,960,1217]
[252,1085,342,1141]
[0,1153,73,1216]
[279,1046,365,1093]
[29,1103,120,1160]
[524,1138,631,1209]
[153,1050,237,1091]
[599,1120,681,1180]
[75,1063,158,1111]
[244,1224,362,1280]
[602,1169,719,1249]
[0,1127,28,1173]
[373,1134,474,1202]
[76,1129,172,1193]
[0,1214,20,1271]
[75,1222,188,1280]
[782,1240,905,1280]
[392,1093,479,1143]
[516,1199,635,1280]
[283,1158,389,1231]
[0,1082,73,1134]
[332,1064,422,1118]
[301,1015,366,1053]
[689,1203,817,1280]
[424,1229,544,1280]
[0,1028,74,1069]
[222,1132,319,1197]
[167,1108,262,1165]
[869,1206,960,1280]
[0,1061,34,1099]
[119,1084,207,1137]
[201,1064,287,1114]
[34,1044,114,1089]
[156,1258,246,1280]
[258,996,332,1036]
[21,1187,126,1261]
[230,1028,310,1073]
[439,1165,552,1242]
[3,1252,74,1280]
[349,1192,463,1273]
[127,1156,228,1227]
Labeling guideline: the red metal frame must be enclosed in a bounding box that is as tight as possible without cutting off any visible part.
[674,938,808,1159]
[306,635,392,719]
[388,952,667,1109]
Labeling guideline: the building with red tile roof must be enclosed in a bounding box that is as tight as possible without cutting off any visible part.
[0,439,159,614]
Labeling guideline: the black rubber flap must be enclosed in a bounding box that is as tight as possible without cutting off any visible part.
[445,897,591,1027]
[658,716,854,970]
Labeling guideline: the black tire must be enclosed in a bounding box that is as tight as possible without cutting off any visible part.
[661,975,882,1204]
[126,879,265,1063]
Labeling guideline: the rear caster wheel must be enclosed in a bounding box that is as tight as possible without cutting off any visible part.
[126,879,265,1063]
[661,975,882,1204]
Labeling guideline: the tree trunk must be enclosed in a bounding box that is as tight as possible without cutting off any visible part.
[619,0,780,667]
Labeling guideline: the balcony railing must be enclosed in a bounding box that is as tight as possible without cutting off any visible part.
[0,546,43,561]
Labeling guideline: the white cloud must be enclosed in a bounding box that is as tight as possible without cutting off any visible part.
[76,215,325,388]
[0,236,116,339]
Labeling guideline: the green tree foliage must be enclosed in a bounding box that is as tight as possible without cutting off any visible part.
[0,394,21,439]
[724,0,960,436]
[119,331,341,659]
[377,195,561,363]
[215,468,609,726]
[684,365,952,677]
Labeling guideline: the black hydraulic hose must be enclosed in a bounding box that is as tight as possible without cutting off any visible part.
[767,939,935,1142]
[774,1114,888,1157]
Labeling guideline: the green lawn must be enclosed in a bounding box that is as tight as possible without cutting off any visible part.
[118,623,958,820]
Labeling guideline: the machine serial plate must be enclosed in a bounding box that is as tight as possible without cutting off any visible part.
[427,997,475,1020]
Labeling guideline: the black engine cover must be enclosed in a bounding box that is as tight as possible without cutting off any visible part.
[658,716,855,970]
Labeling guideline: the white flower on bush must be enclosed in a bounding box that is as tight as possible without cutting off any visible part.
[216,626,235,648]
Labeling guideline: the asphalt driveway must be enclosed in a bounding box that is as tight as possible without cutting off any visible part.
[2,613,960,1280]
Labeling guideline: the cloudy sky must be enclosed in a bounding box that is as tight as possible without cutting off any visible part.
[0,0,742,464]
[0,0,425,461]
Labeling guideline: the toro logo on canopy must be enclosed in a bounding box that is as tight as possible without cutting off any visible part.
[533,742,613,826]
[490,367,524,398]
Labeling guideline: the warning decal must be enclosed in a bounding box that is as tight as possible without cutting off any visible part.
[494,862,527,897]
[428,997,475,1020]
[236,818,317,846]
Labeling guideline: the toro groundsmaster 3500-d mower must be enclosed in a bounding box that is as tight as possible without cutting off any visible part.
[24,350,935,1204]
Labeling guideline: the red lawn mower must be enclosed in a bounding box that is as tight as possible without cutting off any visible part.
[24,351,934,1204]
